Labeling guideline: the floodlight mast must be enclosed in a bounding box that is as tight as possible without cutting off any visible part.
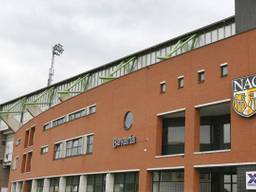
[47,43,64,86]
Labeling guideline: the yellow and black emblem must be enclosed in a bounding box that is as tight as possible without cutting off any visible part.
[232,75,256,117]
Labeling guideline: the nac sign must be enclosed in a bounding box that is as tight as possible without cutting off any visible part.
[246,171,256,190]
[232,75,256,117]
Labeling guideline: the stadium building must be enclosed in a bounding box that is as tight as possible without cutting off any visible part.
[1,0,256,191]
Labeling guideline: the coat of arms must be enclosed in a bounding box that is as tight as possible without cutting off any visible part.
[232,75,256,117]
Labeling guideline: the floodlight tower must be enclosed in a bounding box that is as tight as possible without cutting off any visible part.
[47,43,64,86]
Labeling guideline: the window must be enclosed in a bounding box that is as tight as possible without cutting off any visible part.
[54,143,64,159]
[114,172,138,192]
[25,152,32,172]
[153,170,184,192]
[21,154,26,173]
[200,173,211,192]
[199,102,231,152]
[224,174,237,192]
[86,135,94,154]
[43,123,51,131]
[12,157,19,170]
[50,178,59,192]
[89,105,96,114]
[199,168,237,192]
[124,112,133,130]
[28,127,35,146]
[66,138,83,157]
[65,176,80,192]
[160,81,166,94]
[41,146,49,154]
[162,117,185,155]
[198,70,205,84]
[36,179,44,192]
[87,174,106,192]
[68,109,86,121]
[52,117,66,127]
[24,130,29,148]
[15,138,21,146]
[178,76,184,89]
[220,63,228,77]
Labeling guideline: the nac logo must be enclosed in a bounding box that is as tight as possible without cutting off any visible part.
[246,172,256,189]
[232,75,256,118]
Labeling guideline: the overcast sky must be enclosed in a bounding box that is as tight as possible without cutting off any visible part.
[0,0,234,103]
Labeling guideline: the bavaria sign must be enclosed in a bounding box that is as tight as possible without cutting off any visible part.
[113,135,136,148]
[246,171,256,190]
[232,75,256,117]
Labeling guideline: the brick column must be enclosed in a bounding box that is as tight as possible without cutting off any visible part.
[138,170,152,192]
[184,165,200,192]
[184,106,200,192]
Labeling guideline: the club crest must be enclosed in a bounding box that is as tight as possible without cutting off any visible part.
[232,75,256,117]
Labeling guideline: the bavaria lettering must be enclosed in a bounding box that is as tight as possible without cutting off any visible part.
[112,135,136,148]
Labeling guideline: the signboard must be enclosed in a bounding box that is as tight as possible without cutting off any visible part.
[113,135,136,148]
[246,171,256,190]
[232,75,256,117]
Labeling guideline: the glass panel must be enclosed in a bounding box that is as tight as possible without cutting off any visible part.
[167,126,184,144]
[224,184,231,192]
[224,175,231,183]
[205,32,211,44]
[232,175,237,183]
[223,123,231,144]
[232,184,237,192]
[225,25,232,38]
[200,125,211,144]
[212,30,218,42]
[218,27,225,40]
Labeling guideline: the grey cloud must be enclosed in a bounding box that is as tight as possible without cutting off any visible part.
[0,0,234,103]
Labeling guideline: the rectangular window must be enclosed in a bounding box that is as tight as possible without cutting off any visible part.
[178,76,184,89]
[50,178,59,192]
[12,157,19,170]
[24,130,29,148]
[43,123,51,131]
[68,109,86,121]
[52,116,66,127]
[87,174,106,192]
[220,63,228,77]
[199,102,231,152]
[28,127,35,146]
[152,170,184,192]
[21,154,26,173]
[162,117,185,155]
[26,152,32,172]
[88,105,96,114]
[160,81,166,94]
[41,146,49,154]
[199,169,237,192]
[15,138,21,146]
[114,172,138,192]
[54,143,64,160]
[198,70,205,84]
[86,135,94,154]
[66,138,83,157]
[65,176,80,192]
[36,179,44,192]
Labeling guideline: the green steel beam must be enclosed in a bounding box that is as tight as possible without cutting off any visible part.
[158,34,197,61]
[99,57,136,83]
[58,74,90,101]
